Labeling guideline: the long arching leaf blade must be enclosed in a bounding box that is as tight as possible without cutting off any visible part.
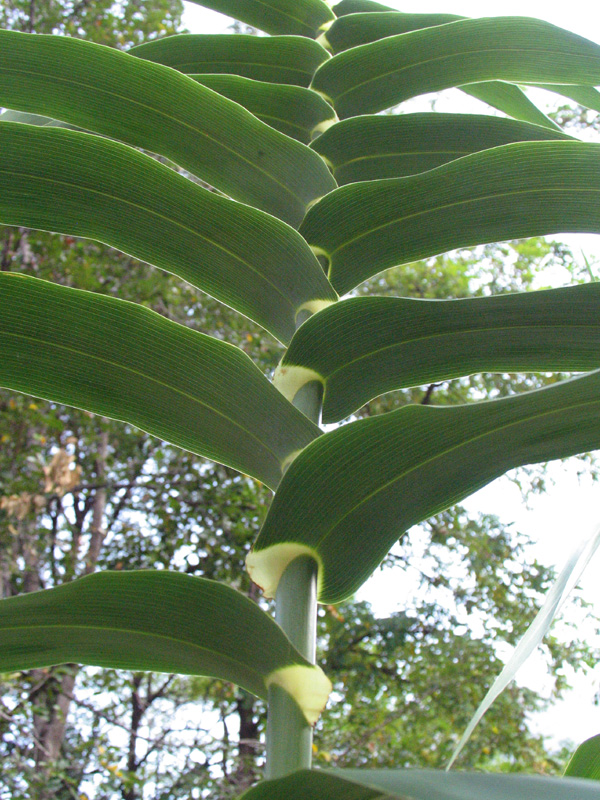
[310,113,570,184]
[186,0,334,38]
[241,768,600,799]
[319,10,561,130]
[277,286,600,422]
[0,30,335,226]
[321,8,560,129]
[248,370,600,603]
[192,75,337,143]
[0,123,337,344]
[0,274,320,489]
[0,571,331,724]
[300,141,600,296]
[449,527,600,768]
[131,33,330,87]
[311,17,600,118]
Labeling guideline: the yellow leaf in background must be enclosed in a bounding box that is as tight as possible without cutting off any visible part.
[0,493,33,520]
[43,449,82,495]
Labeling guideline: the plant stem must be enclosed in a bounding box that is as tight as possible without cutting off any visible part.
[265,555,318,778]
[265,375,322,779]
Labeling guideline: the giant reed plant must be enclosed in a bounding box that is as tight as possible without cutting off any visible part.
[2,0,600,795]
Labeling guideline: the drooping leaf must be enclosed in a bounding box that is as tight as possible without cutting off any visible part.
[248,370,600,603]
[322,11,461,54]
[311,17,600,118]
[565,734,600,780]
[321,5,560,128]
[131,33,330,87]
[459,81,562,130]
[450,527,600,767]
[0,123,337,344]
[241,769,600,799]
[318,11,561,130]
[0,273,320,489]
[186,0,334,37]
[276,286,600,423]
[0,571,331,724]
[0,30,335,226]
[191,75,336,144]
[310,113,570,184]
[300,141,600,296]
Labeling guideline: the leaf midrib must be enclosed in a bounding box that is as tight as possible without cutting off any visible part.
[334,149,471,170]
[169,60,311,76]
[332,46,598,103]
[0,621,268,691]
[328,186,600,259]
[321,321,595,381]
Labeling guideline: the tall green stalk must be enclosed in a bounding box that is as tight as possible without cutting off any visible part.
[265,380,322,778]
[265,555,318,778]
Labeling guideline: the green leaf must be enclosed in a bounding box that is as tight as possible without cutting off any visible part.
[311,17,600,118]
[310,113,570,184]
[332,0,396,15]
[186,0,334,37]
[300,141,600,296]
[131,33,330,87]
[277,286,600,423]
[0,30,335,226]
[319,11,561,131]
[0,273,320,489]
[459,81,562,130]
[532,83,600,113]
[0,570,331,724]
[241,768,600,799]
[322,11,461,54]
[248,369,600,603]
[0,123,337,344]
[191,75,337,144]
[565,734,600,780]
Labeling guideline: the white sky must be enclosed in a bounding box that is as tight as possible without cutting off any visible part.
[183,0,600,43]
[180,0,600,752]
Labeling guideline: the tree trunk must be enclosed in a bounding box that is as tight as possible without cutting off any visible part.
[232,691,260,792]
[33,430,109,784]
